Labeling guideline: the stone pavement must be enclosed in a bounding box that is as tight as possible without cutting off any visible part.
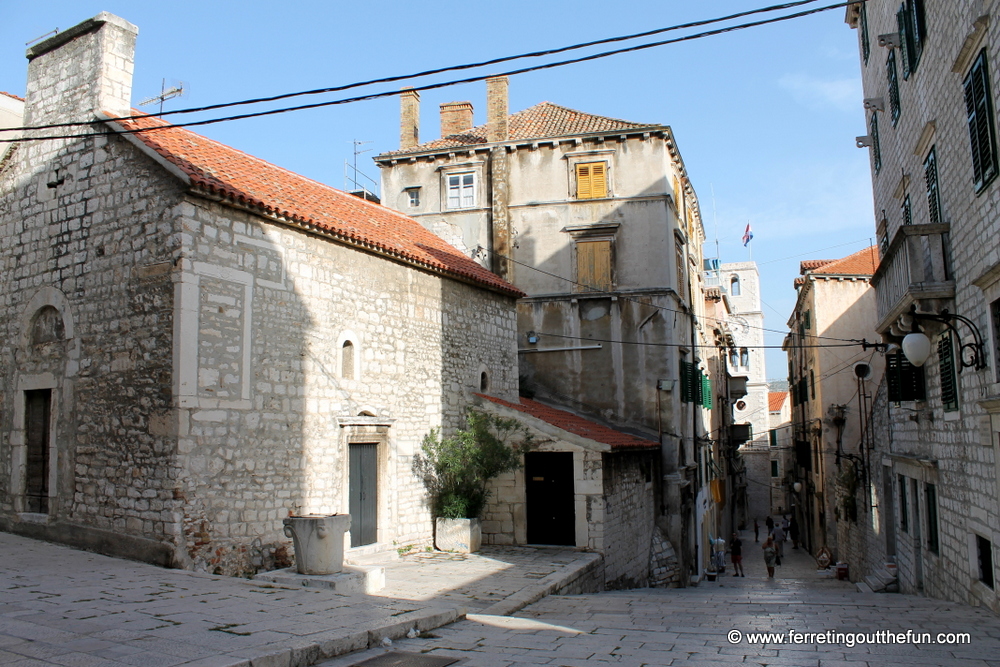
[0,532,595,667]
[322,531,1000,666]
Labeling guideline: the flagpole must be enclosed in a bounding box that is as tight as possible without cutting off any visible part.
[747,220,752,261]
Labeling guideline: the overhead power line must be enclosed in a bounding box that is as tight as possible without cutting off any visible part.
[1,0,866,144]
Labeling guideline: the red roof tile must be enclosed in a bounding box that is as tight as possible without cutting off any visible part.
[808,246,879,276]
[800,259,835,273]
[0,91,24,102]
[768,392,788,412]
[381,102,655,156]
[477,394,658,450]
[106,113,522,297]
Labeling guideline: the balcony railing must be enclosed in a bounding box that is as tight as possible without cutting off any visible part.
[871,223,955,332]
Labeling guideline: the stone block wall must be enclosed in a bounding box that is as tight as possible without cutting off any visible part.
[601,450,658,589]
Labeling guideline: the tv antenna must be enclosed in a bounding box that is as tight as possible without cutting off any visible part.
[26,29,59,46]
[138,79,185,115]
[344,140,379,202]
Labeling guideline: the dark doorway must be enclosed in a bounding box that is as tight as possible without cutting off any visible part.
[525,452,575,545]
[349,443,378,547]
[24,389,51,514]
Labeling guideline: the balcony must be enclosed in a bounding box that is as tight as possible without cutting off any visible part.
[871,223,955,334]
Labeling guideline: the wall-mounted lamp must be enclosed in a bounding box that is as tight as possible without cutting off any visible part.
[793,482,803,493]
[526,331,539,344]
[863,97,885,112]
[900,305,986,372]
[856,135,874,148]
[878,32,901,48]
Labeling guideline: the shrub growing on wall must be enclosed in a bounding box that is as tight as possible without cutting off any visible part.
[416,409,534,520]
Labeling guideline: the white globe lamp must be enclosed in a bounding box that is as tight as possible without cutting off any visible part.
[902,331,932,367]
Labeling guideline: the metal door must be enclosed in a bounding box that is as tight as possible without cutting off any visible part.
[24,390,51,514]
[349,444,378,547]
[525,452,575,545]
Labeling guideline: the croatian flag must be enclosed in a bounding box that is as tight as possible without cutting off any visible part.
[742,223,754,247]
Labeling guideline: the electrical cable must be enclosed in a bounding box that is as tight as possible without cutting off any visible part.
[2,0,836,133]
[1,0,866,144]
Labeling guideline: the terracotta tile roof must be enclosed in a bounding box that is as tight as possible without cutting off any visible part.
[105,113,522,297]
[808,246,879,276]
[0,91,24,102]
[477,394,658,450]
[799,259,835,273]
[769,392,788,412]
[381,102,655,156]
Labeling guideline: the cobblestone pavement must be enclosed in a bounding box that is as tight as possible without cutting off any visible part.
[0,532,590,667]
[322,531,1000,666]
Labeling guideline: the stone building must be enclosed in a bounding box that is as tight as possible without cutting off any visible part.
[375,80,721,582]
[0,91,23,162]
[767,391,793,517]
[845,0,1000,610]
[783,247,882,558]
[0,13,521,574]
[720,262,770,528]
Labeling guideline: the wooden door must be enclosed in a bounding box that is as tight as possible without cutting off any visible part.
[349,444,378,547]
[525,452,575,545]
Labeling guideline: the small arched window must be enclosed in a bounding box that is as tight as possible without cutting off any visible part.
[480,371,489,392]
[342,341,355,380]
[730,275,741,296]
[30,306,65,346]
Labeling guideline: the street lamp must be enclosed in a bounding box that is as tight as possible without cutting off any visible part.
[899,305,986,372]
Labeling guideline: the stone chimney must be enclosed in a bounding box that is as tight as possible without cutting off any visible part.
[400,88,420,149]
[24,13,137,127]
[486,76,508,143]
[440,102,473,138]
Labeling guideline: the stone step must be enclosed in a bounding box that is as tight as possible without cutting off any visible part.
[856,581,874,593]
[864,574,888,592]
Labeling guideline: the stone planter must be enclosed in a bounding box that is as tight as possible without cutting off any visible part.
[283,514,351,575]
[435,517,482,553]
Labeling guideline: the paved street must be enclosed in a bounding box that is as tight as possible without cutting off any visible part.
[323,532,1000,667]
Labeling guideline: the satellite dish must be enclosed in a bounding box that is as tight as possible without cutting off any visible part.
[853,362,872,380]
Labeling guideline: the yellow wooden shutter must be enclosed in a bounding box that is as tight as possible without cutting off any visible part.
[575,162,607,199]
[577,240,611,291]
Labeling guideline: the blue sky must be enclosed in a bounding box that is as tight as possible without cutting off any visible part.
[1,1,875,381]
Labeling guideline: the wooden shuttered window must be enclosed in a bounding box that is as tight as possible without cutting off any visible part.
[575,162,608,199]
[888,50,901,125]
[870,111,882,173]
[896,1,924,79]
[924,147,941,225]
[965,50,999,192]
[702,374,712,409]
[679,361,705,405]
[938,334,959,411]
[576,239,612,292]
[860,3,870,64]
[887,351,926,402]
[679,361,692,403]
[897,4,911,80]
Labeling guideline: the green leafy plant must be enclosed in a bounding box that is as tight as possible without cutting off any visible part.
[415,409,534,520]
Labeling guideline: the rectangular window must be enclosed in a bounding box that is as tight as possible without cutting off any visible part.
[888,50,901,125]
[887,351,926,401]
[897,4,911,80]
[575,162,608,199]
[771,460,779,478]
[896,1,924,79]
[860,2,871,64]
[880,232,889,256]
[965,50,999,192]
[701,374,712,409]
[925,147,941,225]
[925,483,939,554]
[870,111,882,174]
[902,195,913,226]
[24,389,51,514]
[576,239,612,292]
[675,240,686,301]
[769,429,777,448]
[979,535,995,588]
[446,173,476,209]
[938,333,959,412]
[406,188,420,207]
[992,299,1000,383]
[899,474,909,533]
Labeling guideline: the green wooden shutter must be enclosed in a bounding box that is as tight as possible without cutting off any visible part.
[888,49,901,125]
[701,373,712,409]
[939,334,959,411]
[888,351,926,401]
[860,3,871,64]
[925,147,941,225]
[965,50,999,191]
[897,4,911,80]
[870,111,882,173]
[692,365,703,406]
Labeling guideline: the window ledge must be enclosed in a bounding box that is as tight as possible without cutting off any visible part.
[943,410,961,421]
[17,512,49,524]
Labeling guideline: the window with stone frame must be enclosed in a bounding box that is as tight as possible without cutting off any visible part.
[342,340,355,380]
[925,483,939,554]
[924,146,941,225]
[965,49,999,193]
[575,162,608,199]
[938,332,959,412]
[405,187,420,208]
[771,459,779,478]
[899,474,909,533]
[576,239,612,292]
[887,350,926,401]
[446,172,476,209]
[870,111,882,174]
[897,0,926,79]
[888,49,901,125]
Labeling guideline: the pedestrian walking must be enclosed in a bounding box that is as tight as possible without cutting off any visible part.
[762,535,777,578]
[753,518,760,542]
[772,522,786,559]
[782,515,790,532]
[731,532,745,577]
[765,515,774,534]
[789,516,800,549]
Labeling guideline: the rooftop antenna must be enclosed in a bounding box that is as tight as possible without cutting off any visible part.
[26,29,59,46]
[138,79,185,116]
[344,140,379,201]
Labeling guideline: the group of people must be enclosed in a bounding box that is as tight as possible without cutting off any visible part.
[727,514,799,579]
